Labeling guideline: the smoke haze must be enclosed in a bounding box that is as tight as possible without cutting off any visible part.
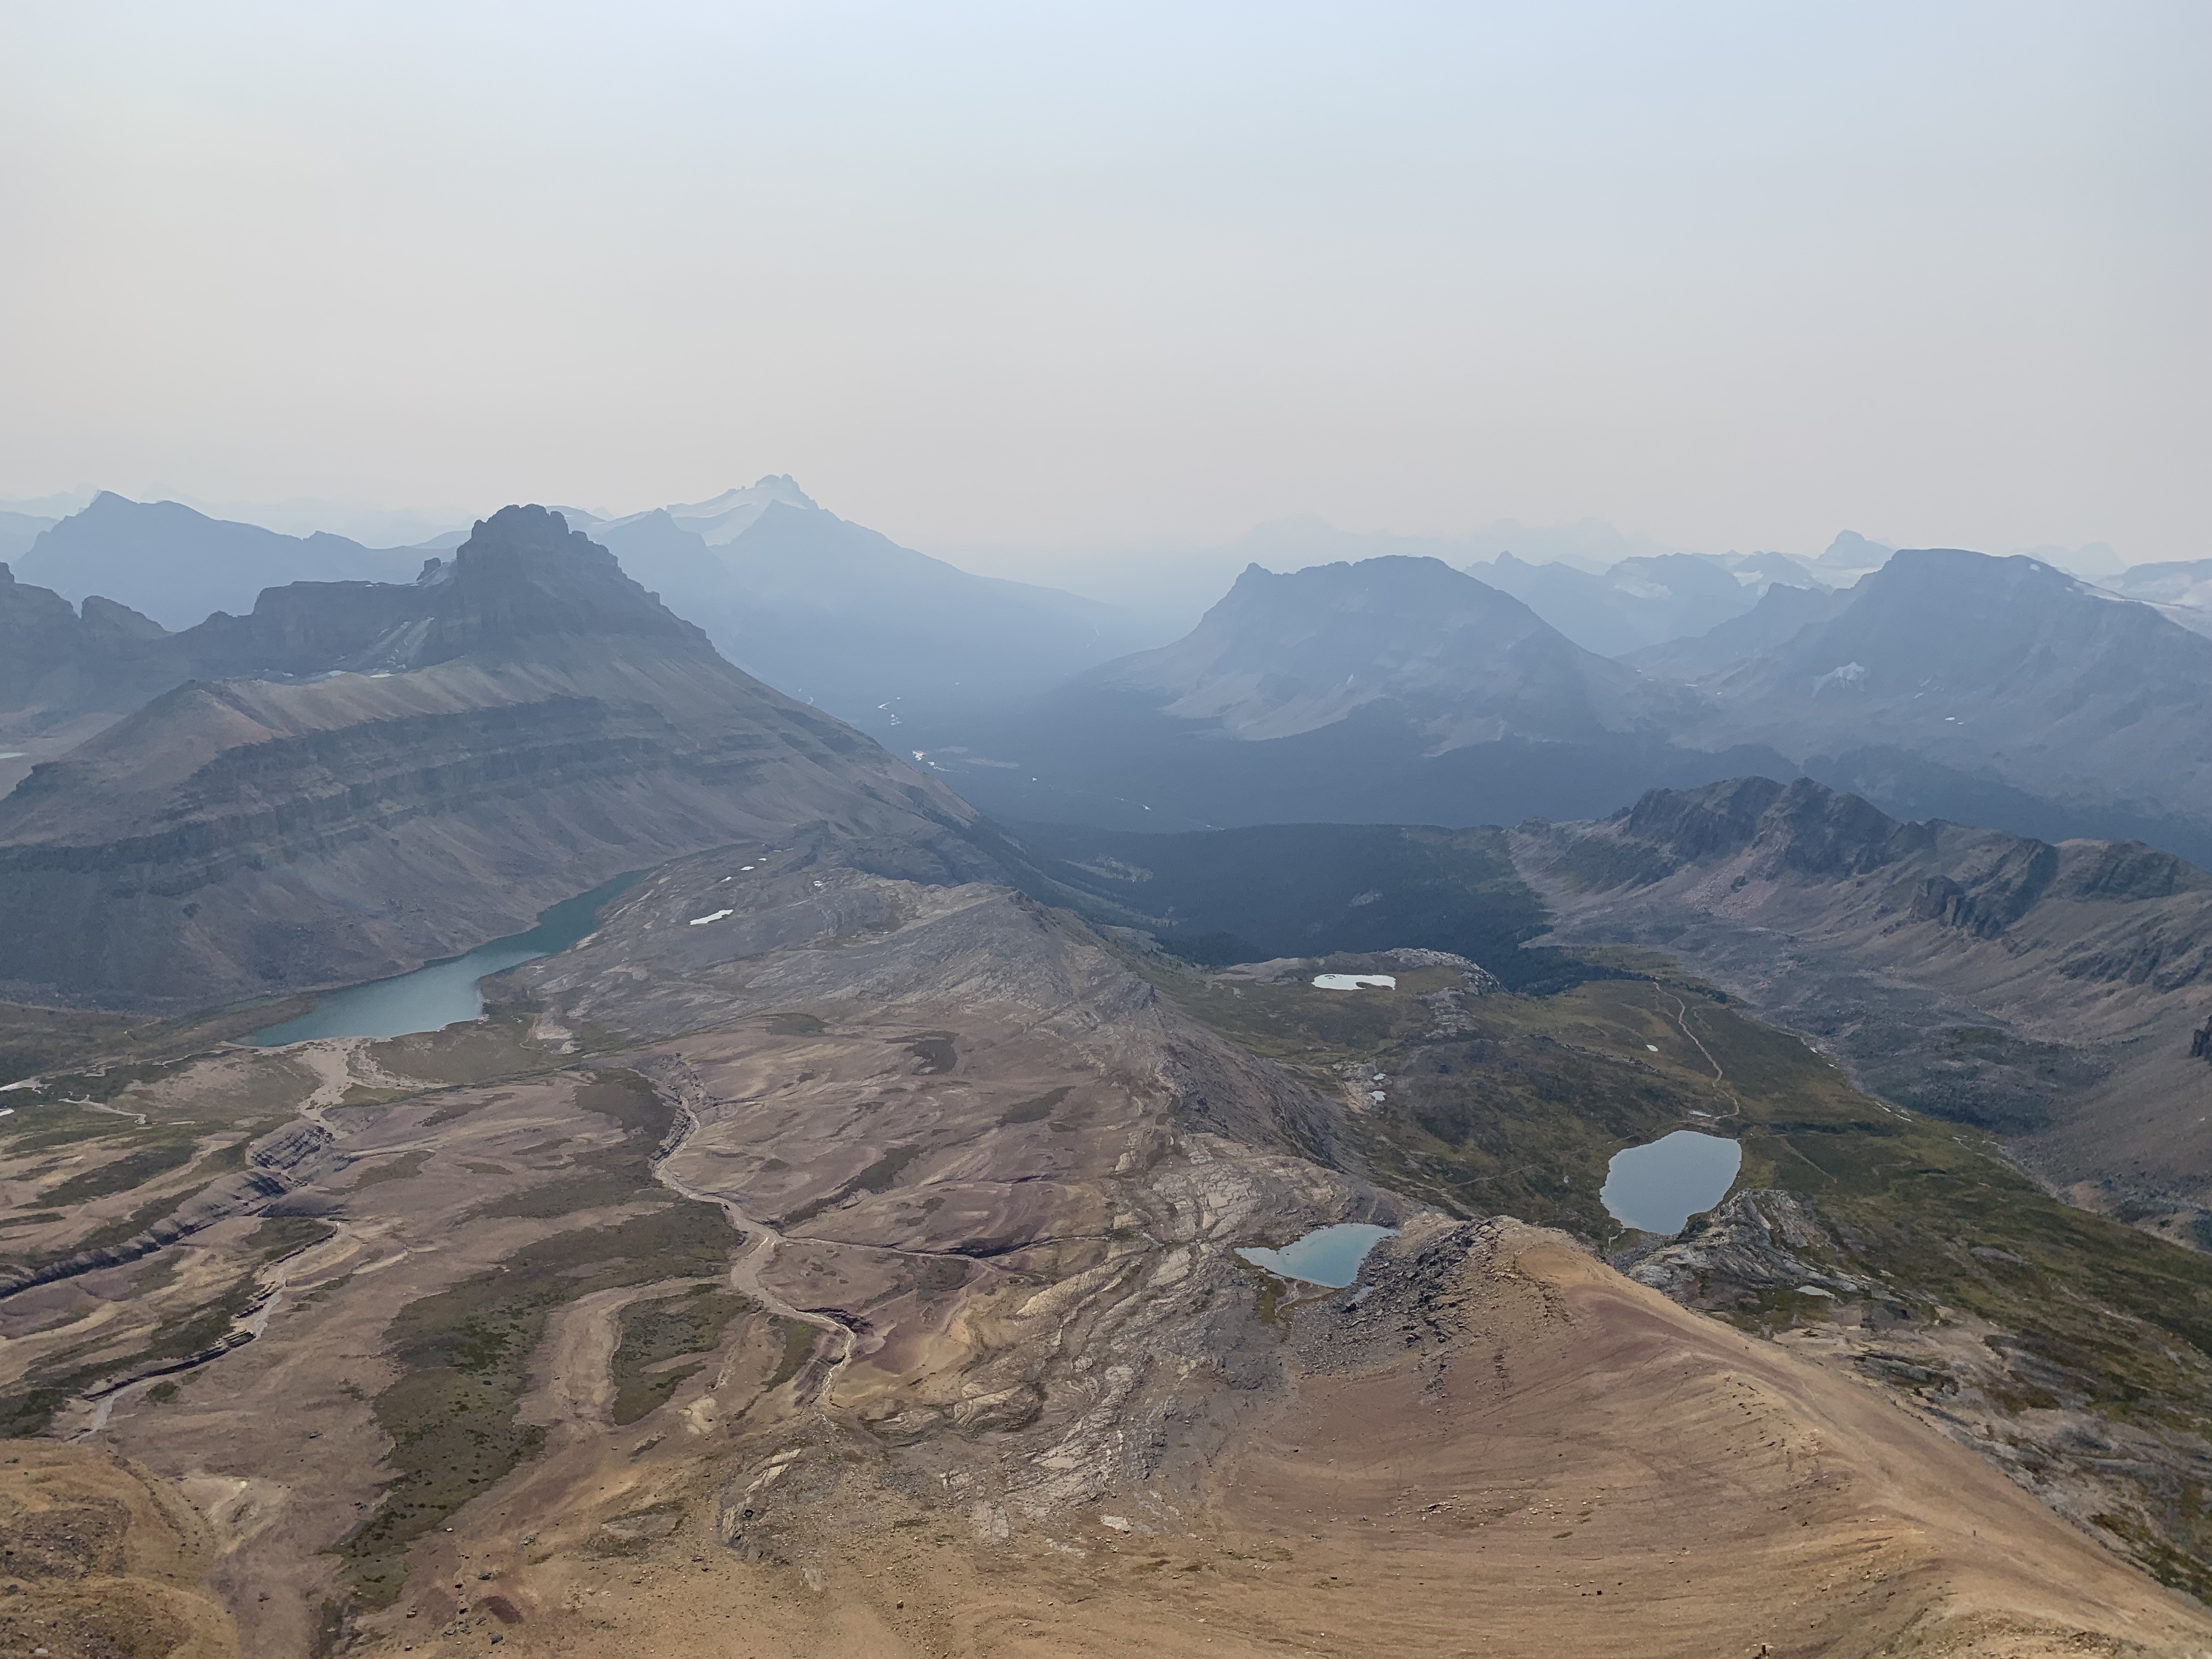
[4,2,2207,572]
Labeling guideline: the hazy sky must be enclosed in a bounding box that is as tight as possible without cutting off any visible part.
[4,2,2207,566]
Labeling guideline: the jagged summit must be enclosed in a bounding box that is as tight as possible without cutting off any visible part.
[1599,774,1938,883]
[589,482,1151,721]
[1559,773,2212,923]
[658,474,821,545]
[1816,529,1894,571]
[405,503,714,665]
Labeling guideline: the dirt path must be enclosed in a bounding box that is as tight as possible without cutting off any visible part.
[1655,985,1743,1127]
[1659,987,1725,1082]
[67,1097,150,1126]
[646,1058,859,1391]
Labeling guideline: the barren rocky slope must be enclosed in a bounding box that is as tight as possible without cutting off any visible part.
[4,833,2209,1655]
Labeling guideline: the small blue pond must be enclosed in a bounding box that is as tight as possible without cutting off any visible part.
[245,871,640,1046]
[1237,1223,1398,1289]
[1600,1130,1742,1235]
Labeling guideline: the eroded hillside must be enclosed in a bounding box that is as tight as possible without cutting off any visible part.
[5,833,2210,1656]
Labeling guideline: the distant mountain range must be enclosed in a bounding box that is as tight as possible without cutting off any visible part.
[0,511,54,564]
[573,477,1161,732]
[906,556,1795,831]
[1082,556,1657,746]
[2101,556,2212,640]
[1475,548,1803,657]
[906,544,2212,867]
[13,492,426,629]
[2,481,1161,752]
[0,506,984,1008]
[14,478,2212,871]
[1623,580,1854,679]
[1673,549,2212,860]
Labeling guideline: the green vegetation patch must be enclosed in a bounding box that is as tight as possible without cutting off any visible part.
[0,998,294,1091]
[365,1008,563,1091]
[766,1317,822,1393]
[610,1285,747,1425]
[37,1137,200,1207]
[346,1149,433,1192]
[340,1199,733,1604]
[247,1216,339,1263]
[999,1087,1070,1126]
[0,1003,142,1087]
[1,1127,263,1280]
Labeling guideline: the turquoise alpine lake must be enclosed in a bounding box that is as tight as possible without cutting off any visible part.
[1236,1222,1398,1289]
[1600,1129,1742,1235]
[244,871,641,1046]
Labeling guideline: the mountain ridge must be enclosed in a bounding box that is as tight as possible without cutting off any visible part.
[15,491,424,629]
[0,506,985,1009]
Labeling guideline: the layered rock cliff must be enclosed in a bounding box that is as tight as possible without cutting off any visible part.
[0,507,987,1009]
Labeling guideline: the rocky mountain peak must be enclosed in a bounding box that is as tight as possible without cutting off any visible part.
[1084,553,1649,749]
[77,594,169,644]
[1723,544,2212,706]
[413,505,713,665]
[1601,775,1937,884]
[1197,554,1537,633]
[1817,529,1894,569]
[1615,774,1786,861]
[664,475,822,545]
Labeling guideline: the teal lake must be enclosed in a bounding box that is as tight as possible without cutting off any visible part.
[1237,1222,1398,1288]
[1600,1130,1742,1235]
[245,872,640,1046]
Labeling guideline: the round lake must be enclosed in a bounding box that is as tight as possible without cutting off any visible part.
[1236,1222,1397,1288]
[1600,1130,1742,1235]
[245,871,640,1046]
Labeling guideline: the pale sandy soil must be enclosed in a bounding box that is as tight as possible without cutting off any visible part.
[0,1443,236,1658]
[349,1226,2212,1659]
